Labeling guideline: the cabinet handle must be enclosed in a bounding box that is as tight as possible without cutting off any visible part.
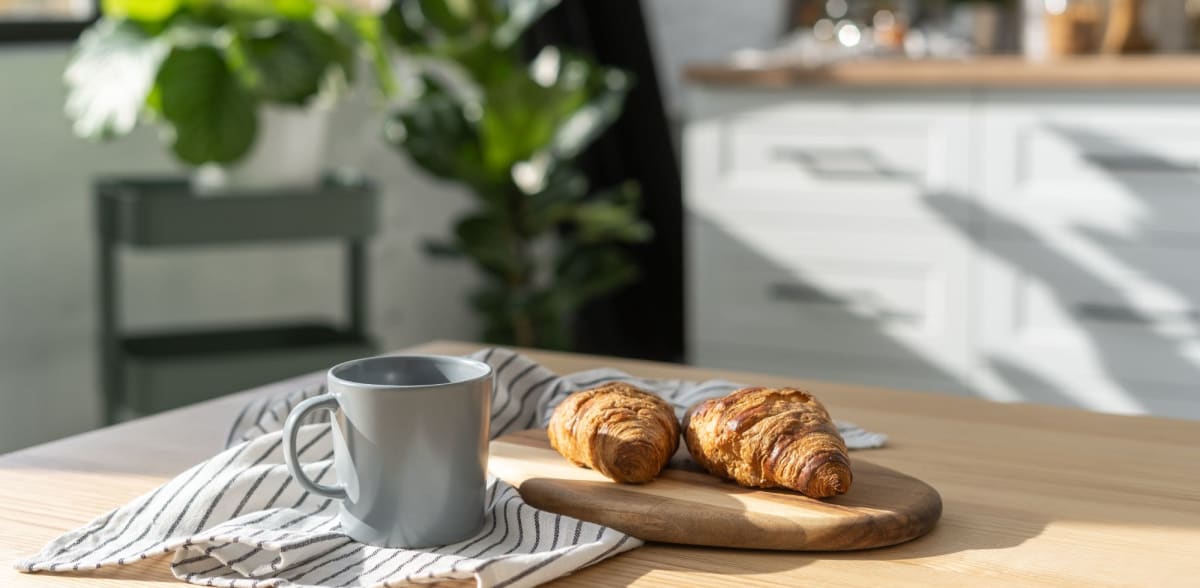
[1083,154,1200,173]
[771,146,909,180]
[1075,302,1199,325]
[768,283,919,323]
[768,282,842,304]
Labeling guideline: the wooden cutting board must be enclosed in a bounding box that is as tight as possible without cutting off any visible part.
[488,429,941,551]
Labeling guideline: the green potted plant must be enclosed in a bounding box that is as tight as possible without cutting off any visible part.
[383,0,652,349]
[65,0,395,191]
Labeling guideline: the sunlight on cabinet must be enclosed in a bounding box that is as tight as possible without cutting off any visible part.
[685,87,1200,419]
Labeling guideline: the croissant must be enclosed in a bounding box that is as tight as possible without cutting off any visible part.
[548,382,680,484]
[684,387,852,498]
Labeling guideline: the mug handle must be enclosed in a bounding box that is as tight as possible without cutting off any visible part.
[282,393,348,500]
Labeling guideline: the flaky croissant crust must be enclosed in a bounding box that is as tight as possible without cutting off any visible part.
[684,387,852,498]
[548,382,680,484]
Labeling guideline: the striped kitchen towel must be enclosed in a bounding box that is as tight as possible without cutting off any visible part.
[17,348,886,588]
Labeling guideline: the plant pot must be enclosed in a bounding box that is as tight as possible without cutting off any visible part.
[192,104,331,195]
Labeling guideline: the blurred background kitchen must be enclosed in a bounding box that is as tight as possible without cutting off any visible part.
[2,0,1199,453]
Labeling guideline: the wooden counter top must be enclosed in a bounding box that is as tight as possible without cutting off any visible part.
[2,341,1199,586]
[685,55,1200,88]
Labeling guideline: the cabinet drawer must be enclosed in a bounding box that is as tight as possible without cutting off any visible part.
[687,215,972,371]
[685,90,972,226]
[977,242,1200,386]
[981,98,1200,245]
[726,121,935,187]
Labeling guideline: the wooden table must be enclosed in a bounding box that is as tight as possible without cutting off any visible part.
[2,341,1198,587]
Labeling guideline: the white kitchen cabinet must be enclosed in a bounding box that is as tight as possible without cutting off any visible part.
[685,86,1200,419]
[686,90,974,230]
[689,211,974,383]
[975,241,1200,415]
[979,92,1200,247]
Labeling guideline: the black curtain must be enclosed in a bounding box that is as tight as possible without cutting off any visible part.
[527,0,685,362]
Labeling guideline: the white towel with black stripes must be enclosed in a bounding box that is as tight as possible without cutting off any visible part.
[17,348,887,588]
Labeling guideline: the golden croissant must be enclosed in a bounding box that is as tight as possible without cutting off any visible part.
[548,382,680,484]
[684,387,852,498]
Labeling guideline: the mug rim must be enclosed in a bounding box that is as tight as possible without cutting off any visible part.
[328,354,493,390]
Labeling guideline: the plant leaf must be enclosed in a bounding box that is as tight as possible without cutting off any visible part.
[232,21,340,105]
[572,205,652,244]
[416,0,479,36]
[492,0,559,48]
[480,48,631,194]
[453,213,522,279]
[523,166,589,232]
[548,65,630,161]
[156,46,258,164]
[101,0,182,22]
[64,18,169,140]
[478,71,583,180]
[382,0,427,47]
[348,14,397,97]
[554,246,639,309]
[389,76,495,190]
[220,0,318,19]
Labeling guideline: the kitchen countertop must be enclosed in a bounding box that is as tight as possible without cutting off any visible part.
[685,55,1200,88]
[2,340,1199,586]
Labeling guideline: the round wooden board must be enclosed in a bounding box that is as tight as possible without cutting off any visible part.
[488,429,942,551]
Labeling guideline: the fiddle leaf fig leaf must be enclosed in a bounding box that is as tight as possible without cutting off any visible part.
[389,76,494,190]
[478,48,630,194]
[156,46,258,164]
[101,0,182,23]
[548,66,630,161]
[554,246,639,308]
[524,166,589,232]
[233,22,341,105]
[454,213,521,278]
[64,19,169,140]
[492,0,559,48]
[220,0,318,19]
[416,0,481,36]
[348,14,396,97]
[382,0,427,47]
[571,182,652,244]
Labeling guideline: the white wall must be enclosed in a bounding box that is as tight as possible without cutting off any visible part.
[0,45,479,452]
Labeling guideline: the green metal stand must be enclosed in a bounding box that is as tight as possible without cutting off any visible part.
[95,176,379,423]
